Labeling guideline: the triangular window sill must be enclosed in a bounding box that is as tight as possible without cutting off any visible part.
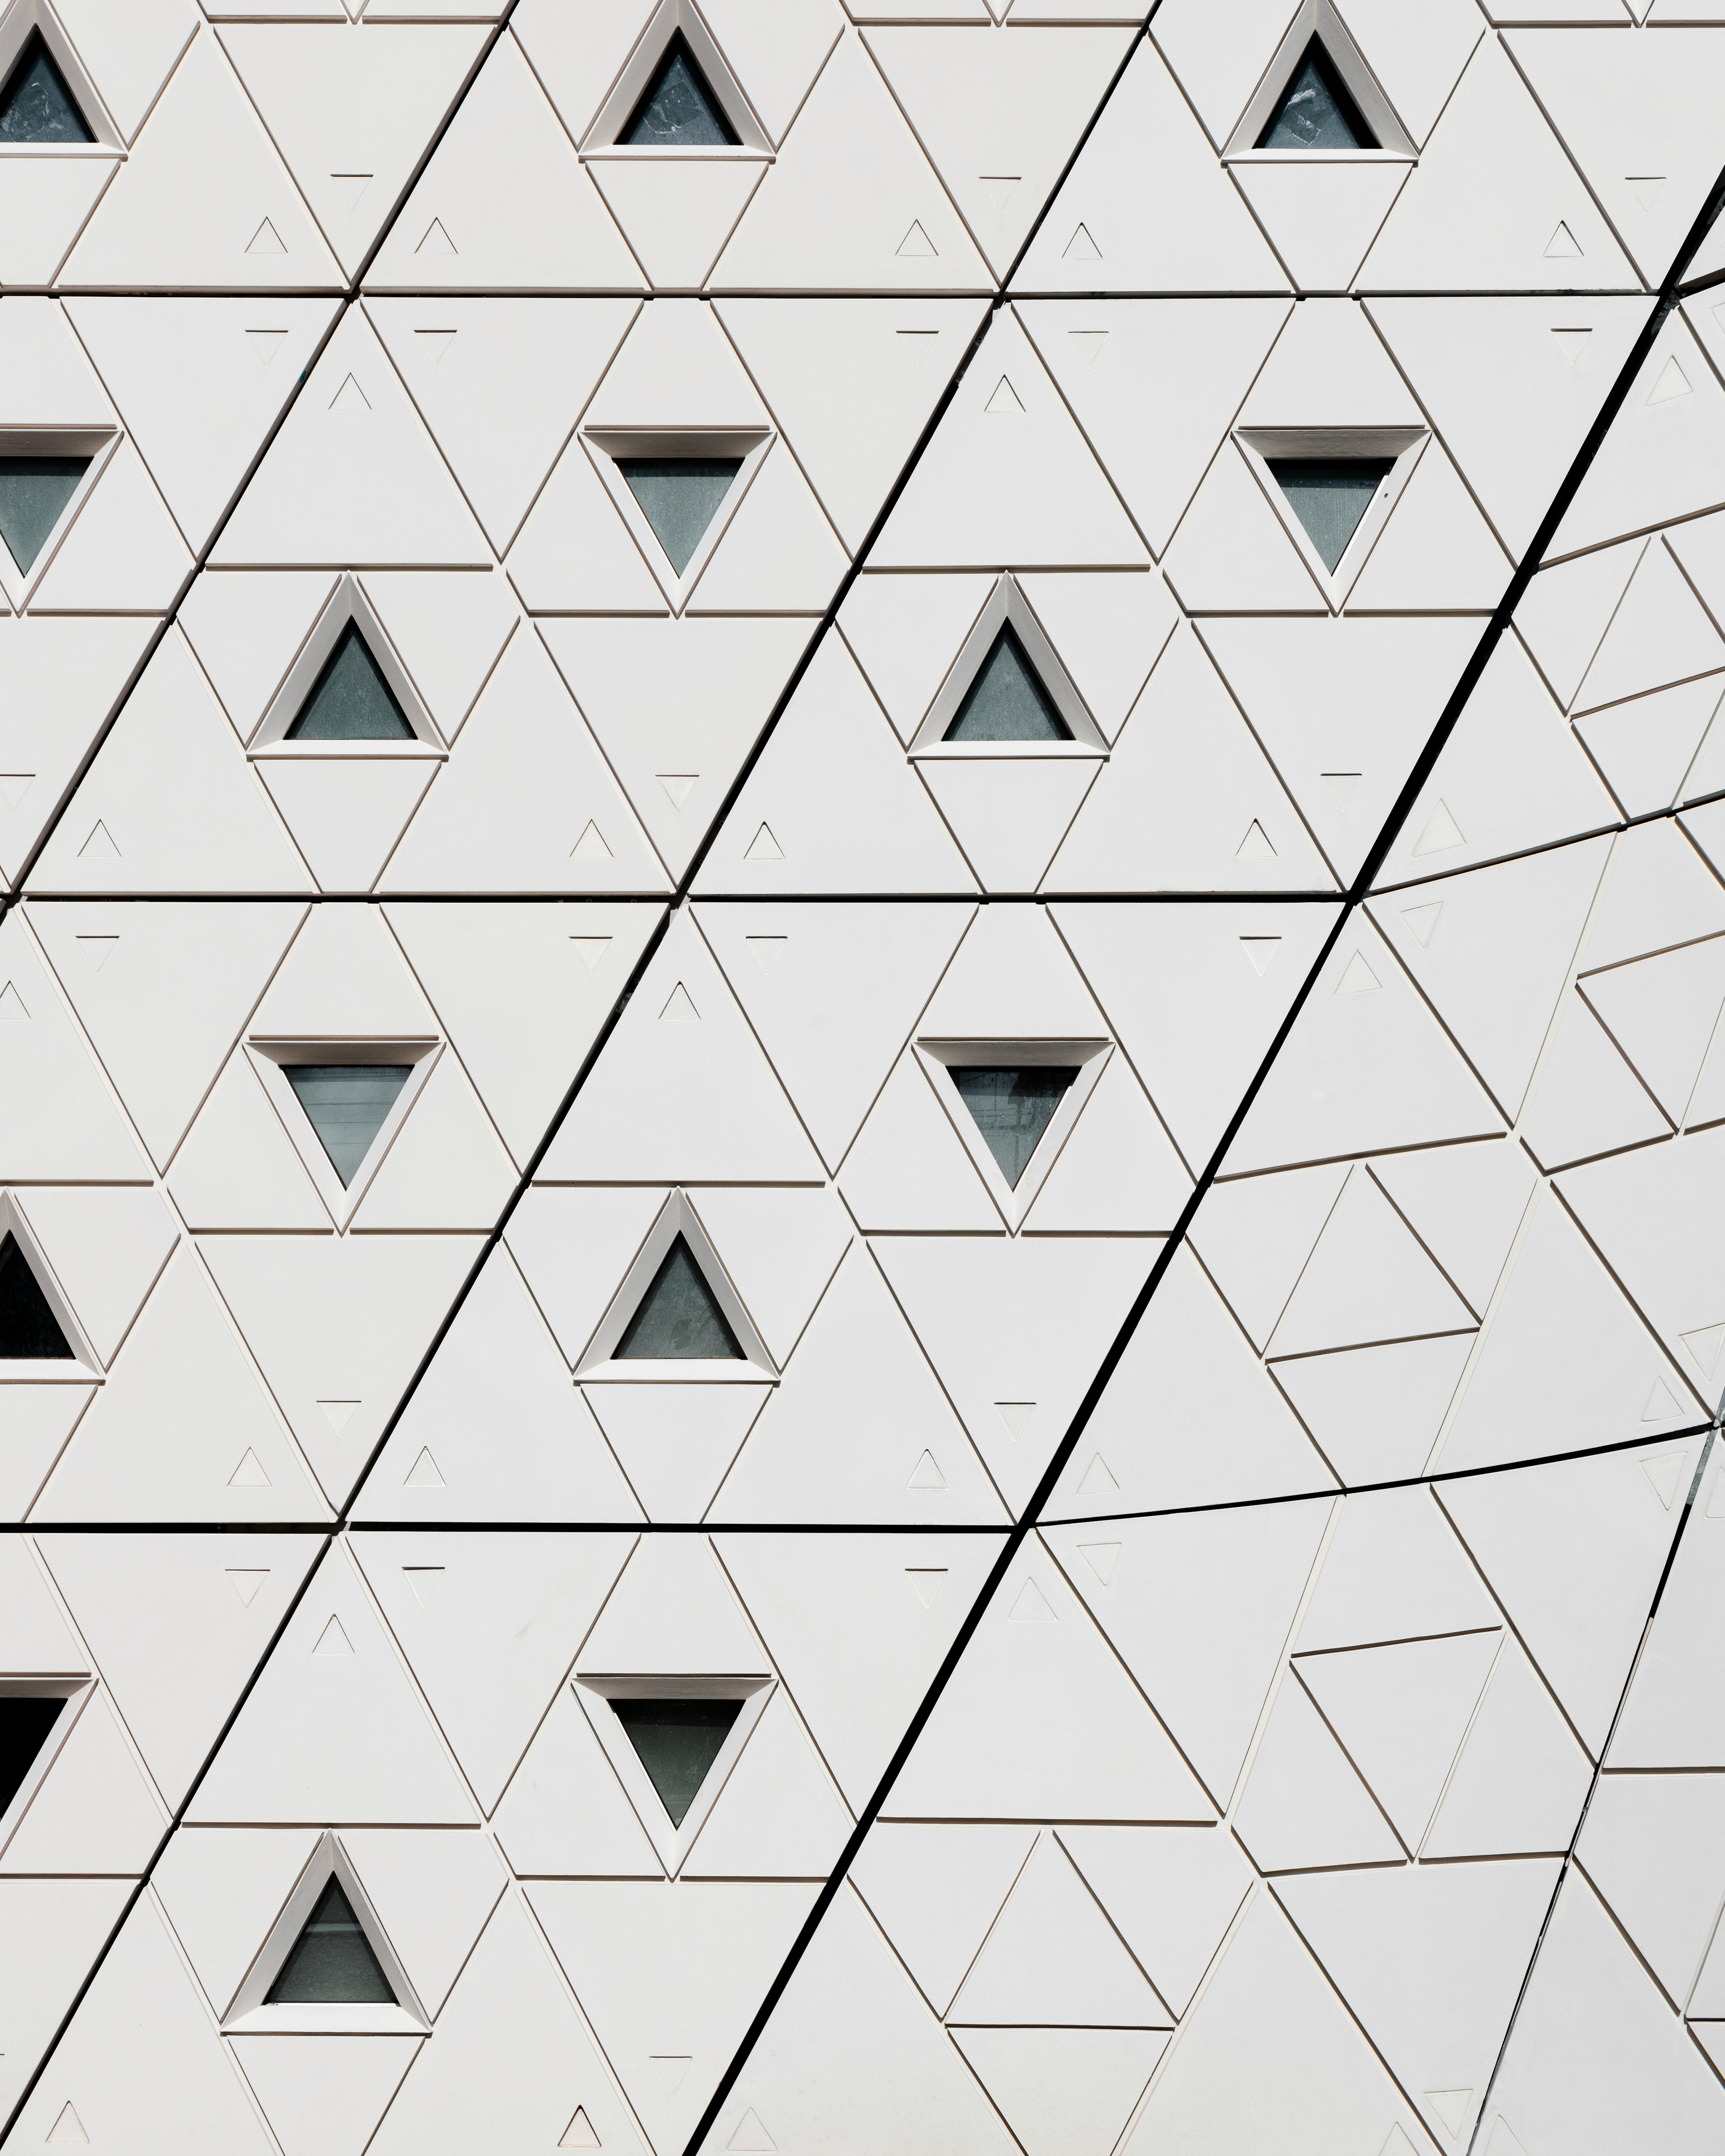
[910,741,1106,765]
[1224,148,1412,166]
[250,741,447,763]
[0,141,118,157]
[224,2003,425,2037]
[584,145,771,164]
[583,1362,777,1387]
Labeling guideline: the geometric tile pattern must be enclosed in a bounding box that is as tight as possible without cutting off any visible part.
[6,6,1725,2156]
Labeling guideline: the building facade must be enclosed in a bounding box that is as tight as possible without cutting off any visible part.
[2,3,1725,2153]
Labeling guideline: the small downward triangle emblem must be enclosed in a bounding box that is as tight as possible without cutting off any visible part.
[246,329,288,365]
[330,373,372,414]
[1239,937,1280,976]
[1641,1451,1686,1509]
[979,175,1019,212]
[984,375,1025,415]
[317,1400,360,1435]
[570,937,612,972]
[1424,2088,1474,2139]
[1079,1541,1120,1585]
[226,1569,269,1606]
[1681,1322,1725,1378]
[905,1568,947,1609]
[1401,902,1443,948]
[1063,222,1101,262]
[1643,1378,1680,1423]
[246,217,287,256]
[896,220,936,258]
[995,1401,1035,1440]
[313,1615,354,1656]
[658,774,698,810]
[418,217,457,256]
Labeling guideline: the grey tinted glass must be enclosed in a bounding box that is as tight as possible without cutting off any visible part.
[615,1236,745,1360]
[0,457,90,574]
[286,1065,412,1187]
[0,1696,65,1814]
[1266,458,1392,573]
[612,1697,743,1826]
[265,1879,395,2004]
[618,458,742,576]
[623,37,737,147]
[0,34,92,144]
[945,626,1071,743]
[0,1233,73,1360]
[952,1066,1079,1188]
[1257,42,1374,151]
[286,623,415,741]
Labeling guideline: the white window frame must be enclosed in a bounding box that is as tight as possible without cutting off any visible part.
[249,573,446,755]
[0,1189,102,1379]
[0,1678,91,1858]
[581,428,772,616]
[223,1830,428,2035]
[572,1673,774,1877]
[915,1038,1111,1232]
[0,2,124,151]
[0,429,119,613]
[581,0,772,156]
[1234,427,1426,611]
[577,1188,777,1382]
[909,573,1109,761]
[246,1037,441,1232]
[1223,0,1416,163]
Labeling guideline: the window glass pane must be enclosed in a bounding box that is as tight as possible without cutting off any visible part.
[266,1879,396,2005]
[0,1233,75,1359]
[944,626,1071,743]
[615,1236,745,1361]
[1266,458,1392,573]
[622,37,738,148]
[0,34,93,144]
[0,457,90,575]
[618,458,743,577]
[951,1066,1079,1188]
[0,1696,66,1815]
[286,623,415,741]
[612,1697,744,1826]
[1257,42,1375,151]
[286,1065,413,1188]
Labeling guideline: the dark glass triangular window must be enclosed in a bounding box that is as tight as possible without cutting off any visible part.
[265,1878,396,2005]
[0,1234,74,1360]
[612,1697,743,1827]
[0,33,94,145]
[0,1696,66,1815]
[285,623,415,741]
[622,34,739,148]
[618,457,742,577]
[1256,41,1375,151]
[951,1067,1078,1189]
[1266,457,1392,573]
[0,456,90,575]
[286,1065,413,1187]
[944,627,1072,743]
[615,1236,744,1361]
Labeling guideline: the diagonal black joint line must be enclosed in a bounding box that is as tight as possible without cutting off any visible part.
[0,4,522,911]
[0,1529,336,2147]
[679,143,1725,2156]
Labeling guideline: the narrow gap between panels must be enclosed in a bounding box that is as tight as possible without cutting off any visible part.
[675,154,1725,2156]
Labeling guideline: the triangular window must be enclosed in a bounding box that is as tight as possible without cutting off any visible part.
[614,1235,744,1360]
[944,627,1072,744]
[0,1233,74,1359]
[0,1695,66,1814]
[285,622,415,742]
[951,1067,1079,1189]
[622,34,738,148]
[1256,41,1375,151]
[611,1697,743,1827]
[265,1879,396,2005]
[0,456,90,576]
[286,1065,412,1188]
[0,32,94,145]
[618,456,742,577]
[1266,456,1392,573]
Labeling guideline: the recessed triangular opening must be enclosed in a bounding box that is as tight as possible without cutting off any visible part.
[1266,456,1392,573]
[0,1695,66,1814]
[1256,39,1375,151]
[614,1234,745,1361]
[0,32,94,144]
[618,456,743,577]
[0,455,91,576]
[285,1065,413,1188]
[944,627,1072,744]
[951,1066,1079,1189]
[0,1233,74,1360]
[265,1878,397,2005]
[611,1696,744,1826]
[622,33,739,147]
[285,622,415,742]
